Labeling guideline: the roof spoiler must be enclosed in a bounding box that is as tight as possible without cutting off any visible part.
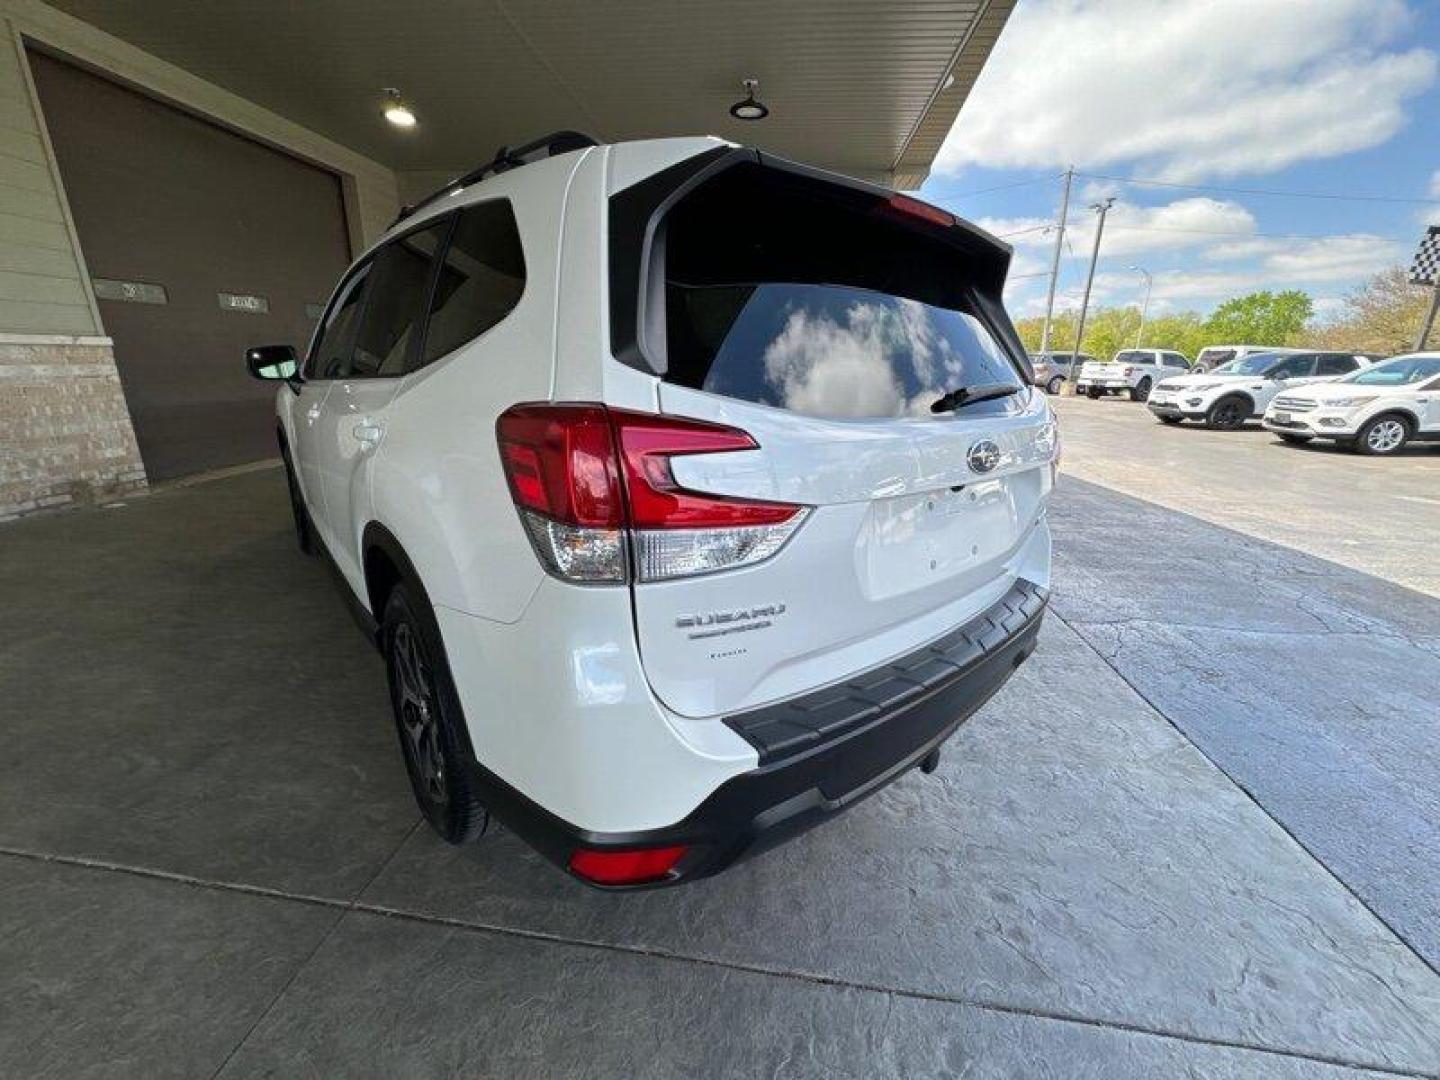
[392,130,600,226]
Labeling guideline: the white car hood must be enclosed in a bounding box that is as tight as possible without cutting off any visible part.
[1289,381,1393,403]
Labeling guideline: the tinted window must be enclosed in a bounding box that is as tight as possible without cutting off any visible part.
[307,264,372,379]
[1113,350,1151,364]
[1199,348,1235,365]
[1269,354,1316,379]
[423,200,526,366]
[1316,354,1358,376]
[350,221,448,378]
[666,283,1022,420]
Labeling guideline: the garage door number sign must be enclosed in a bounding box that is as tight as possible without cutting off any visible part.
[218,291,270,314]
[92,277,167,305]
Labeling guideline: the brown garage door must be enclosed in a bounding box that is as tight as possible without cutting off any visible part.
[28,49,352,481]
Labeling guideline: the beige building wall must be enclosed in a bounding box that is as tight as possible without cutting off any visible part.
[0,0,402,519]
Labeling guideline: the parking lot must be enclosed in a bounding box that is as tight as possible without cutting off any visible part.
[2,396,1438,1078]
[1052,393,1440,597]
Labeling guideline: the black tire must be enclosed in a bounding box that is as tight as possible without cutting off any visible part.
[1157,415,1182,425]
[1205,395,1249,431]
[1277,433,1312,445]
[382,582,489,844]
[1354,413,1411,456]
[280,447,316,555]
[1046,375,1064,395]
[1086,387,1102,400]
[1130,378,1153,403]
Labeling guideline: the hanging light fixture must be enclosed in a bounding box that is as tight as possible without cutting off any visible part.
[729,78,769,121]
[382,88,417,129]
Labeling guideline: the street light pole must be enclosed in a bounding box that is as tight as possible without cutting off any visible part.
[1039,167,1073,357]
[1128,264,1153,348]
[1069,197,1116,384]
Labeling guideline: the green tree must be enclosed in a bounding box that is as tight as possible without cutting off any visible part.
[1201,290,1313,346]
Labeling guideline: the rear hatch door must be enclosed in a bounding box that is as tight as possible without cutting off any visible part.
[612,154,1056,718]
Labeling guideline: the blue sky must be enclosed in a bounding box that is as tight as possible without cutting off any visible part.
[918,0,1440,321]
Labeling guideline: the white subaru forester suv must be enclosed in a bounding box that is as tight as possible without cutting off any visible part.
[244,133,1056,888]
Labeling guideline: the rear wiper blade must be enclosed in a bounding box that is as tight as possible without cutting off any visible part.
[929,383,1023,414]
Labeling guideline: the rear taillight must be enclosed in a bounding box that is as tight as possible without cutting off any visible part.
[497,404,808,584]
[1123,367,1136,376]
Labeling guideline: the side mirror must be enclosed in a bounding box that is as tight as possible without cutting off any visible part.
[246,344,299,383]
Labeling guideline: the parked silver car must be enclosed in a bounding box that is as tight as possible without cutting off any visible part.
[1030,351,1095,394]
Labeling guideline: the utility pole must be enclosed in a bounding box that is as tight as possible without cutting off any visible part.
[1038,167,1073,358]
[1069,197,1115,382]
[1128,265,1153,347]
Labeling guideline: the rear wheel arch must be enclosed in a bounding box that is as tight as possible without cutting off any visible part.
[362,523,427,623]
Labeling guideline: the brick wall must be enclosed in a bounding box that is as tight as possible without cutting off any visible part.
[0,333,146,520]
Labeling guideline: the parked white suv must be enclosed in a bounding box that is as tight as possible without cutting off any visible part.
[244,133,1056,888]
[1076,349,1189,401]
[1148,350,1375,429]
[1263,352,1440,454]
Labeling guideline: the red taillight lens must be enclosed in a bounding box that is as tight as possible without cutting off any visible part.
[496,405,623,527]
[1123,367,1136,377]
[569,844,688,885]
[497,404,808,584]
[884,193,955,230]
[609,409,800,528]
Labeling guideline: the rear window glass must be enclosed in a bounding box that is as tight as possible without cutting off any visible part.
[1113,351,1151,364]
[1199,348,1235,364]
[652,161,1024,420]
[667,283,1020,419]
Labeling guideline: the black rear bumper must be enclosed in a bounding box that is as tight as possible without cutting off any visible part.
[471,579,1048,889]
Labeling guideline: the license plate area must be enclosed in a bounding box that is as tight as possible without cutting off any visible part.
[857,480,1018,602]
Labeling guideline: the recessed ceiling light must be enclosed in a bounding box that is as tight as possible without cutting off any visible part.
[729,78,769,121]
[383,87,417,129]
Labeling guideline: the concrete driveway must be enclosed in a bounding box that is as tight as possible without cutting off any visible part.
[1,451,1438,1077]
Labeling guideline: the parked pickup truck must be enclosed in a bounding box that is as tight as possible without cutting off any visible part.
[1076,349,1190,402]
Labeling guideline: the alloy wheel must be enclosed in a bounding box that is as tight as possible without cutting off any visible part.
[1366,418,1406,454]
[391,622,448,806]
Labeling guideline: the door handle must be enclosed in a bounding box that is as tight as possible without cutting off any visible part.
[353,421,384,449]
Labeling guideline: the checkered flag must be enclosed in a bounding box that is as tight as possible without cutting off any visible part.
[1411,226,1440,287]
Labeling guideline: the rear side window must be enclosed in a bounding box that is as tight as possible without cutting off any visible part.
[1270,354,1317,379]
[350,221,449,378]
[1316,355,1357,376]
[650,162,1024,420]
[423,200,526,366]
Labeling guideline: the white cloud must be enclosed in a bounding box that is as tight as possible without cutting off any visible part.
[981,197,1257,256]
[936,0,1436,182]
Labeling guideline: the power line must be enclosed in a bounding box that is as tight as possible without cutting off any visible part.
[1077,170,1440,205]
[950,175,1058,199]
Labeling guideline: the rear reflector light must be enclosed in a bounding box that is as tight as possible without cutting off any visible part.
[497,404,808,584]
[569,844,688,885]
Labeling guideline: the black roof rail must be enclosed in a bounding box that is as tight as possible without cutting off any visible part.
[392,130,600,226]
